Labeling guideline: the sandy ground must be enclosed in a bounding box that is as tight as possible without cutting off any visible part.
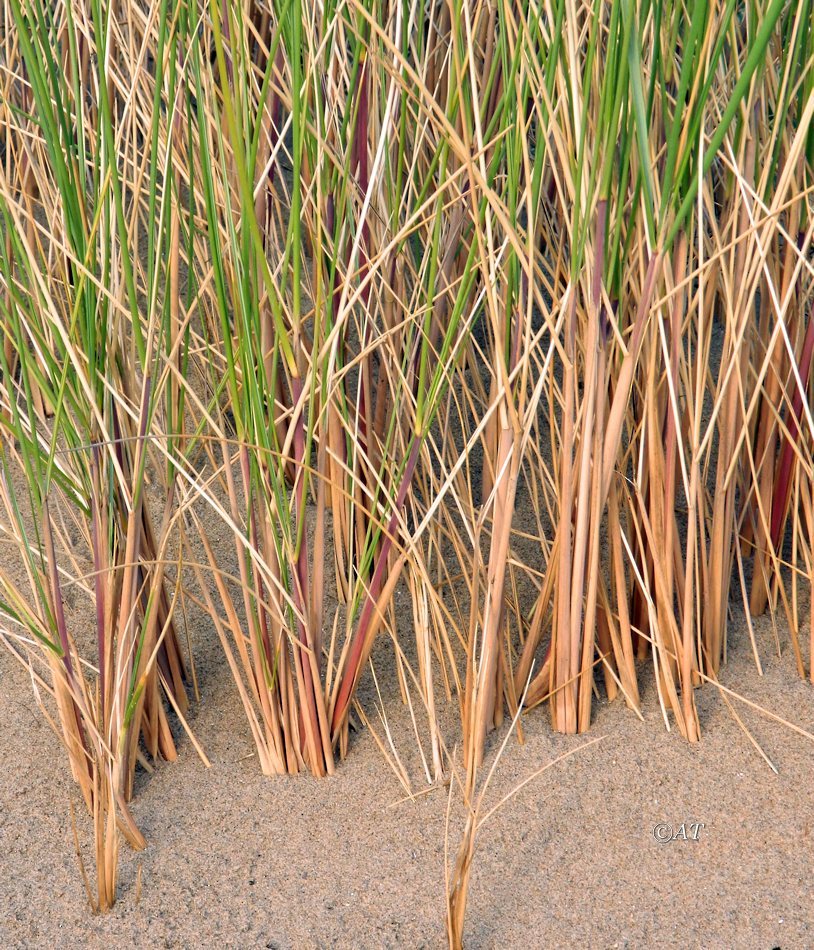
[3,601,814,949]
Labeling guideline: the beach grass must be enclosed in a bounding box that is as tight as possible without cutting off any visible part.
[1,0,812,938]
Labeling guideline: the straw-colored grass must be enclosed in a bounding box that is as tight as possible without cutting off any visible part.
[1,0,812,940]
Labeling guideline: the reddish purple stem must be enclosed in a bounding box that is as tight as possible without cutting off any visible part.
[90,446,107,712]
[331,436,422,734]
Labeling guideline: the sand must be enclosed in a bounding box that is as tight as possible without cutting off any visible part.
[2,595,814,949]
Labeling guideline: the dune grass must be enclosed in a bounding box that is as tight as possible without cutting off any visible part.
[1,0,813,939]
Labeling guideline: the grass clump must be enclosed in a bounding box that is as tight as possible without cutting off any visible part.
[1,0,813,937]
